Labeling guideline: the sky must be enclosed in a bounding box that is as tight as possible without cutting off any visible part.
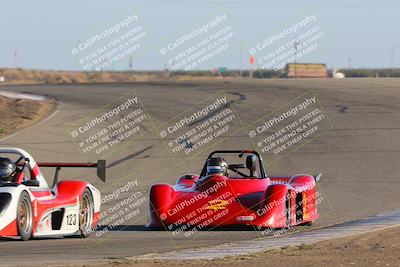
[0,0,399,71]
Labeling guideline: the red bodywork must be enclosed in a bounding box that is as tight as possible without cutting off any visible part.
[148,150,319,229]
[0,155,104,238]
[32,181,90,235]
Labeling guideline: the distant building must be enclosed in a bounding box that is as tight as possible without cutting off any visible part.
[285,63,328,78]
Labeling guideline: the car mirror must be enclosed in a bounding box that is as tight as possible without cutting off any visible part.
[246,155,257,174]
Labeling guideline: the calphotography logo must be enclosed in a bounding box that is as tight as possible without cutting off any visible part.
[70,14,146,71]
[247,90,333,163]
[67,91,154,161]
[249,14,325,72]
[157,91,244,165]
[159,14,236,71]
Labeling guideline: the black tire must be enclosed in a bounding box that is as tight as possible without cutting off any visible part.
[285,191,291,228]
[79,188,94,238]
[17,191,33,241]
[301,221,313,226]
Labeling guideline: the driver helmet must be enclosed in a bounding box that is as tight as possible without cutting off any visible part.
[0,157,16,182]
[206,157,228,176]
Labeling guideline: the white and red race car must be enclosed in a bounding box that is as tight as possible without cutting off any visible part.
[0,147,104,240]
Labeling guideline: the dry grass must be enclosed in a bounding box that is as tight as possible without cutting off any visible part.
[0,96,56,137]
[0,68,223,85]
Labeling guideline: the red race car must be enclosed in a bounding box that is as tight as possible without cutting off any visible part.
[0,147,105,240]
[148,150,321,230]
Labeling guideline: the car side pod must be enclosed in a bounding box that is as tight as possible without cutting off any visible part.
[147,184,175,228]
[255,183,290,228]
[288,174,320,224]
[289,174,317,191]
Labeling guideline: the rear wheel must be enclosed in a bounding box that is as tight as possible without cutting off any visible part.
[17,191,33,241]
[285,192,291,228]
[79,188,94,237]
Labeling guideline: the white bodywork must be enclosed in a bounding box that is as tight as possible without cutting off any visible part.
[333,68,345,78]
[0,147,101,238]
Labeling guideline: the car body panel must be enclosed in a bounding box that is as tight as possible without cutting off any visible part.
[148,150,319,229]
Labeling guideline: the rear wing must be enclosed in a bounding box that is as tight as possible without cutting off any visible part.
[37,160,106,184]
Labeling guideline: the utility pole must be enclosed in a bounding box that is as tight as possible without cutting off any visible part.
[239,41,243,78]
[14,49,18,68]
[347,58,352,69]
[129,56,133,71]
[294,40,299,77]
[232,38,243,78]
[391,44,396,68]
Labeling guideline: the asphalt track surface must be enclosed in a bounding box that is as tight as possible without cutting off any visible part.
[0,78,399,265]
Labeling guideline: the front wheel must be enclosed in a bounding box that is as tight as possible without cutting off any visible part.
[17,191,33,241]
[79,188,94,237]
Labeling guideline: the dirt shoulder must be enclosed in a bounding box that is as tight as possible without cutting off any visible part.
[0,68,224,84]
[0,95,56,138]
[103,226,400,267]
